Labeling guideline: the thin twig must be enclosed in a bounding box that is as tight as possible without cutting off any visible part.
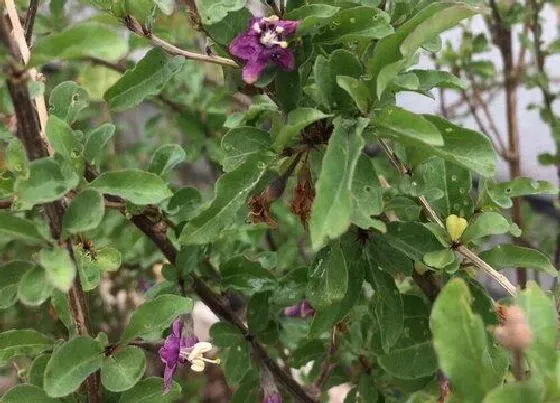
[457,246,516,296]
[377,135,517,296]
[124,15,239,69]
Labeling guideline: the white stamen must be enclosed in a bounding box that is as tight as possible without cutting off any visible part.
[275,26,284,33]
[263,15,279,23]
[253,22,261,33]
[260,31,288,48]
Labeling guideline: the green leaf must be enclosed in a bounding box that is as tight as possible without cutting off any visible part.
[31,23,128,65]
[97,247,122,272]
[410,69,466,91]
[366,233,413,276]
[314,50,362,112]
[479,245,556,276]
[423,249,455,269]
[101,346,146,392]
[29,354,50,387]
[17,266,53,306]
[431,279,508,403]
[5,137,28,176]
[118,377,182,403]
[179,155,270,244]
[274,108,330,151]
[48,81,89,124]
[423,115,496,177]
[486,177,557,209]
[367,2,479,98]
[0,384,59,403]
[166,187,202,222]
[367,263,404,352]
[104,48,184,111]
[84,124,116,163]
[63,189,105,234]
[221,127,272,172]
[39,247,75,292]
[373,106,443,146]
[0,330,52,363]
[44,336,104,398]
[516,282,559,398]
[307,243,349,309]
[383,222,443,261]
[336,76,371,115]
[461,212,510,244]
[204,8,251,46]
[147,144,186,177]
[120,295,193,344]
[315,6,393,44]
[88,169,171,205]
[46,116,83,174]
[14,157,79,209]
[210,322,244,348]
[0,212,45,243]
[415,157,473,219]
[285,4,340,35]
[50,289,73,333]
[400,5,479,56]
[483,381,543,403]
[222,344,251,386]
[351,155,384,231]
[310,118,365,250]
[378,341,437,380]
[221,257,276,296]
[194,0,245,25]
[0,261,33,308]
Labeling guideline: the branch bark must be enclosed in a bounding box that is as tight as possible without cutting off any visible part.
[0,10,100,402]
[82,166,316,403]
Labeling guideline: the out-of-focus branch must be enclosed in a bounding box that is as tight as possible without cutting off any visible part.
[489,0,526,288]
[23,0,40,45]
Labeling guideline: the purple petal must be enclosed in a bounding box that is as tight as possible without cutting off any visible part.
[242,58,269,83]
[284,304,300,317]
[272,48,295,71]
[162,363,177,393]
[264,391,283,403]
[300,301,315,318]
[159,331,181,367]
[182,335,200,349]
[229,32,261,61]
[276,20,300,36]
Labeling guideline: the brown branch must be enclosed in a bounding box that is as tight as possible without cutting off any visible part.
[23,0,39,45]
[83,166,316,402]
[0,13,100,403]
[313,327,337,392]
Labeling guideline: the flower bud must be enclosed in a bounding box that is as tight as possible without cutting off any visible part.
[494,305,532,352]
[445,214,468,242]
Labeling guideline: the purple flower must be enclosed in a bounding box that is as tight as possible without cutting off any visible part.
[284,300,315,318]
[158,319,219,393]
[264,391,283,403]
[229,15,300,84]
